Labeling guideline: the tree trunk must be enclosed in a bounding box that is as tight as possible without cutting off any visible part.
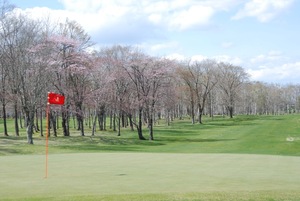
[121,112,125,128]
[128,113,134,131]
[88,109,91,129]
[228,106,234,118]
[76,114,81,131]
[149,117,154,141]
[19,111,23,129]
[14,102,19,136]
[50,111,57,137]
[199,113,203,124]
[113,112,116,131]
[109,110,113,129]
[103,113,106,131]
[167,110,170,126]
[75,102,85,136]
[117,113,121,136]
[198,104,204,124]
[148,102,155,141]
[80,117,84,136]
[40,107,43,137]
[62,109,70,136]
[26,111,34,144]
[92,110,97,136]
[56,114,59,129]
[35,109,40,132]
[190,92,195,124]
[2,102,8,136]
[191,104,195,124]
[98,105,105,131]
[137,108,146,140]
[76,113,84,136]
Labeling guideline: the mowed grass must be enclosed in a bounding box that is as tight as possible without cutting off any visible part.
[1,115,300,156]
[1,153,300,201]
[1,114,300,200]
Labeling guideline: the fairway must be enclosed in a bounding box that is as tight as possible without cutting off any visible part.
[1,153,300,200]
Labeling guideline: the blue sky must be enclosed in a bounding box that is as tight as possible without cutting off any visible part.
[9,0,300,84]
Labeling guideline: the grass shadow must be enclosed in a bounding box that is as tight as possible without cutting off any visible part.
[155,137,236,143]
[0,147,24,155]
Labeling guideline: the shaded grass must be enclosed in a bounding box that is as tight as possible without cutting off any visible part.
[1,115,300,200]
[1,114,300,156]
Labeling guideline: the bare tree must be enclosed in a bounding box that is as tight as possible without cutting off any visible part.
[176,62,197,124]
[192,60,218,123]
[176,59,218,123]
[218,62,249,118]
[2,13,49,144]
[121,49,148,140]
[0,0,15,136]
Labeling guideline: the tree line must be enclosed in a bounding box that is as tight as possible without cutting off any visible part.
[1,1,300,143]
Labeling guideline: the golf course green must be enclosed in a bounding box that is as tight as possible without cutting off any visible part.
[1,115,300,200]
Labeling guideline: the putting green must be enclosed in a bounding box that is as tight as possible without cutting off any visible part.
[0,153,299,200]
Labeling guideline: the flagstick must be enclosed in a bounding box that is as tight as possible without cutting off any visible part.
[45,92,65,178]
[45,103,50,178]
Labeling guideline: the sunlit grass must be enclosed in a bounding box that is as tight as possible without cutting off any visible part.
[1,153,300,201]
[1,114,300,156]
[1,115,300,200]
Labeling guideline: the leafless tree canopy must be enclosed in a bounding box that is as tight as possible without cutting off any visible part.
[1,3,299,143]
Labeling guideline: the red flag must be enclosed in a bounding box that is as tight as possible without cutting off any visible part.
[48,92,65,105]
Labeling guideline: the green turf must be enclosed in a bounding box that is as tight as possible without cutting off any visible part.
[1,115,300,200]
[1,115,300,156]
[0,153,300,200]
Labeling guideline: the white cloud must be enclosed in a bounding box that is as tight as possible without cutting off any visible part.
[57,0,217,32]
[247,62,300,83]
[55,0,249,33]
[212,55,243,65]
[166,54,243,66]
[250,50,285,63]
[149,42,179,52]
[191,55,208,62]
[165,53,186,61]
[13,0,241,47]
[13,0,225,44]
[13,7,69,22]
[168,5,214,30]
[232,0,294,22]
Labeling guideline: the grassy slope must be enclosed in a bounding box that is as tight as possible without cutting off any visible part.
[1,115,300,156]
[1,115,300,200]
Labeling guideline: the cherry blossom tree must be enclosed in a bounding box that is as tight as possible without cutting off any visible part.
[38,19,94,136]
[143,57,173,140]
[98,45,133,136]
[120,48,173,140]
[88,53,111,135]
